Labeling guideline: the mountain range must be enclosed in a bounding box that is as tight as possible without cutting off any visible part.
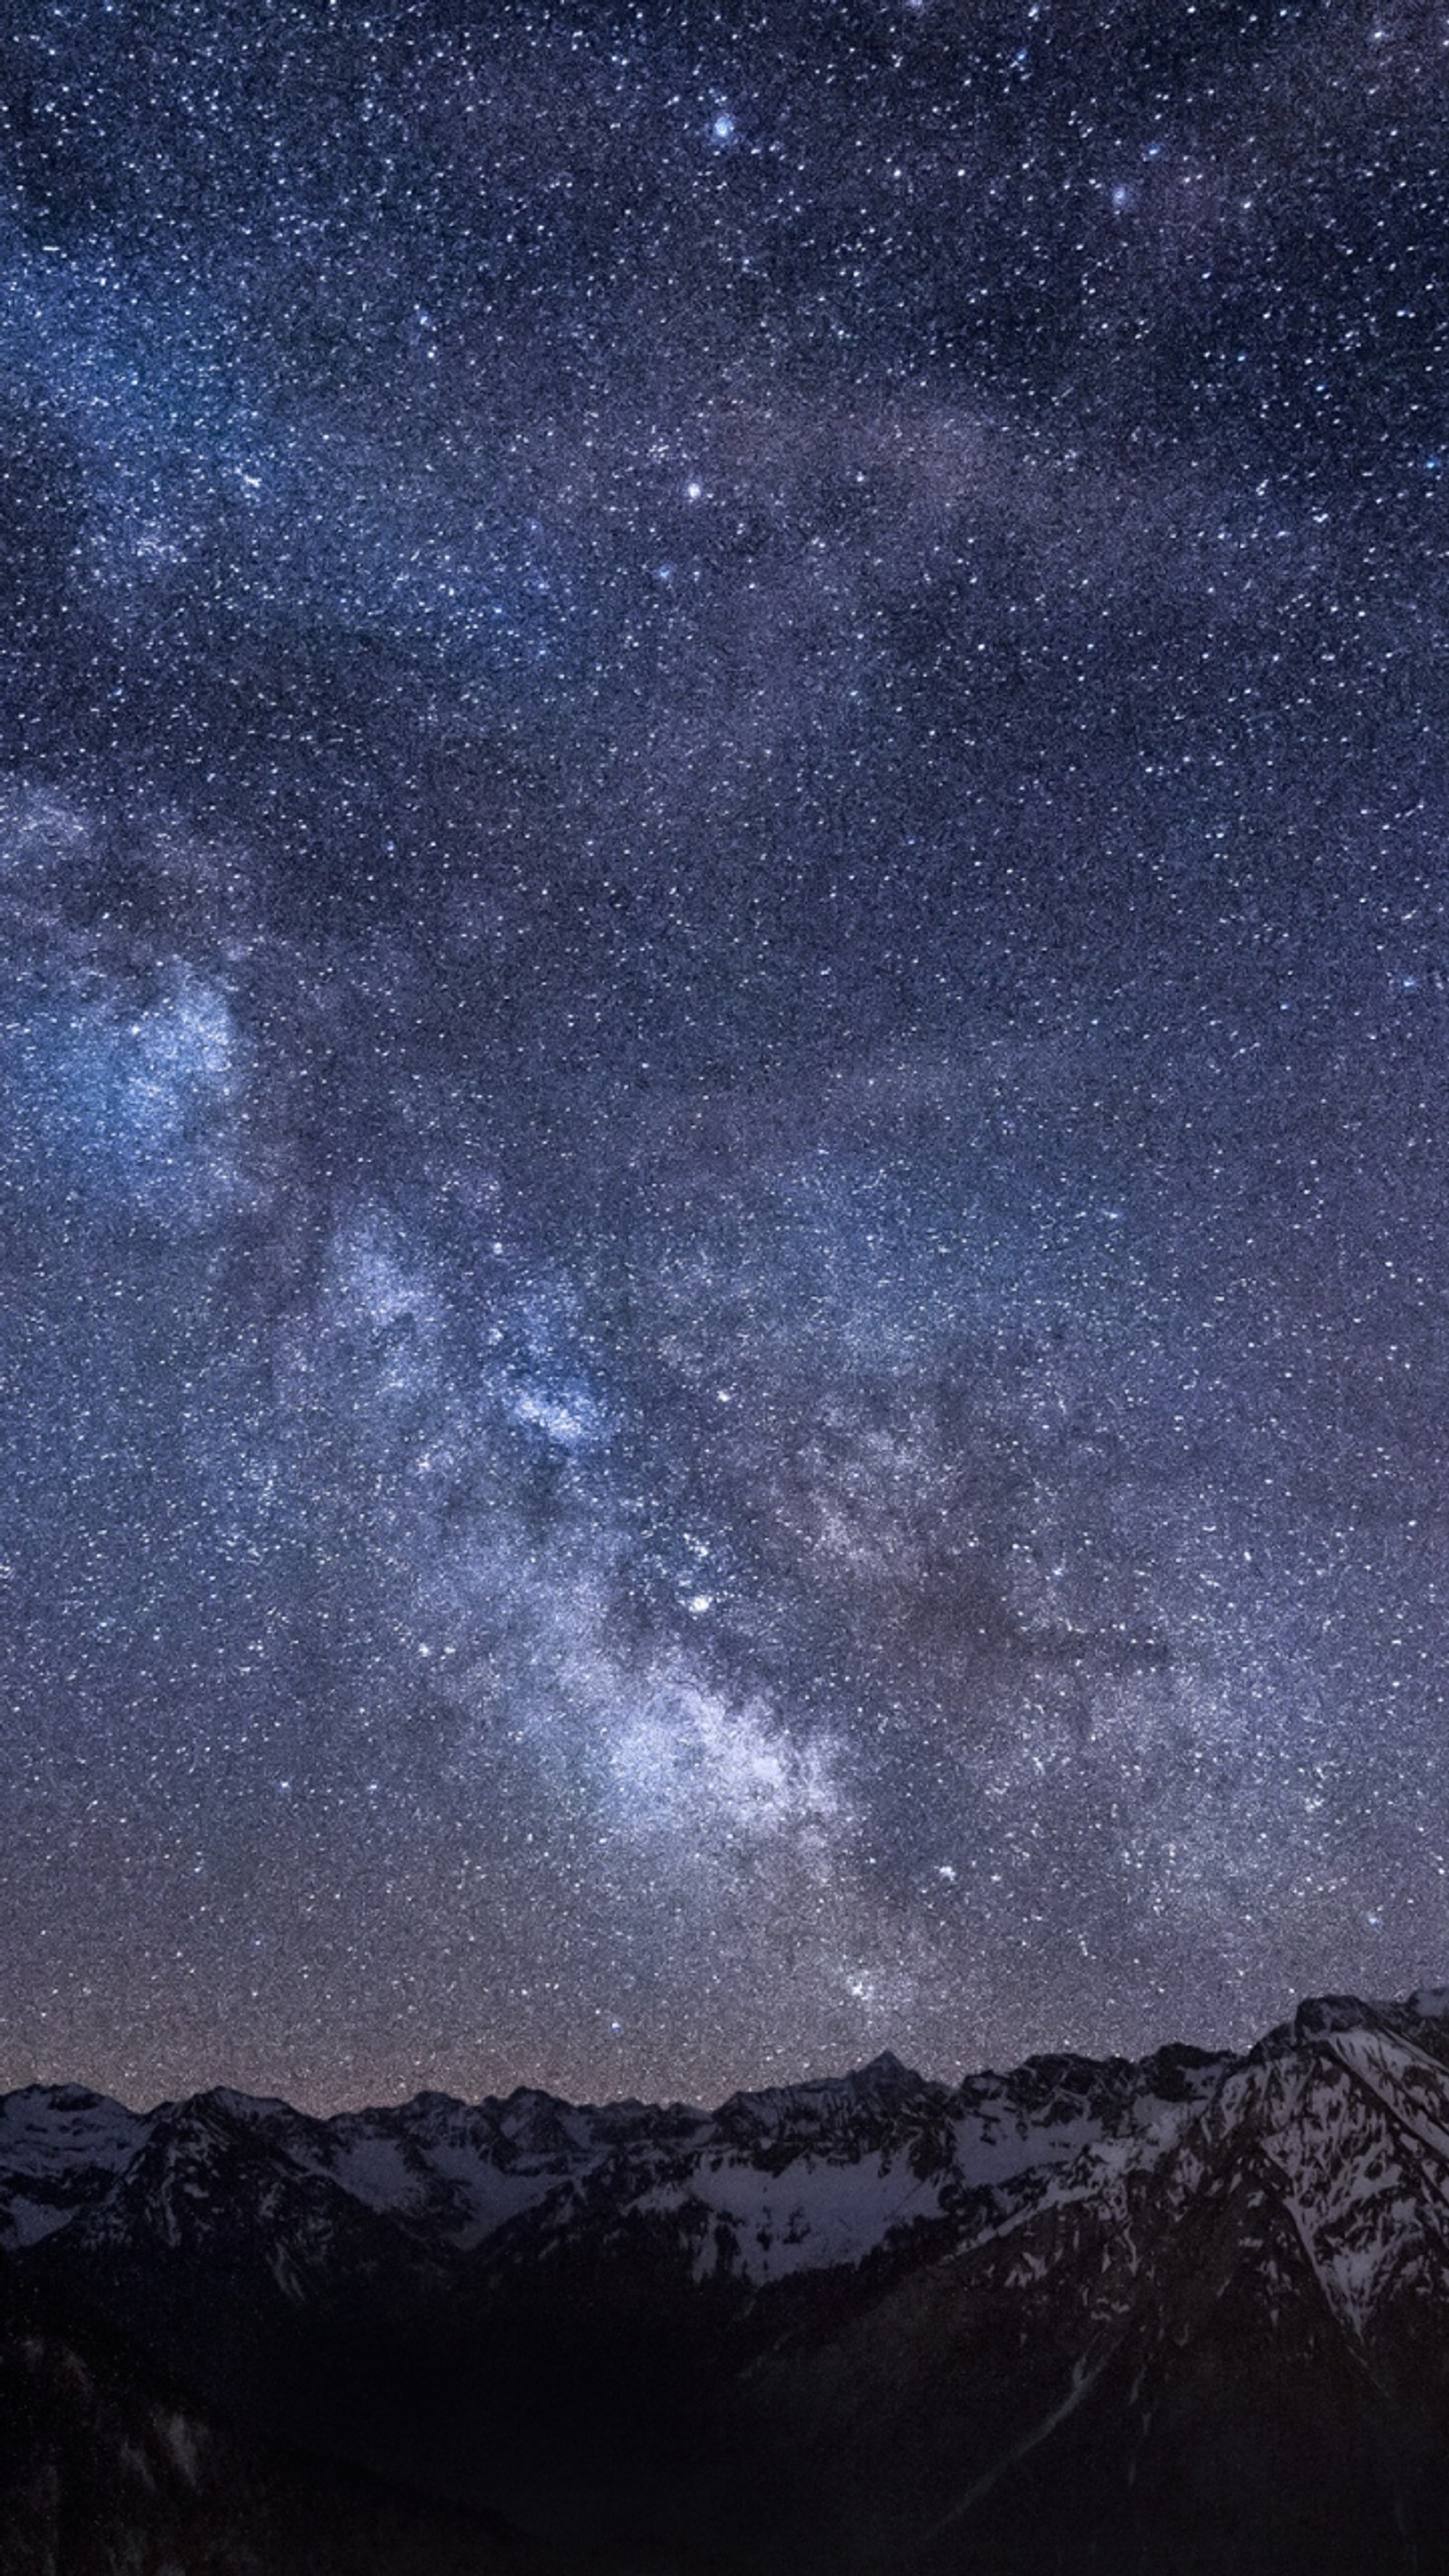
[8,1990,1449,2570]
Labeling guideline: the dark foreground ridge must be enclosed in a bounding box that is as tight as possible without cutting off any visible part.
[7,1992,1449,2572]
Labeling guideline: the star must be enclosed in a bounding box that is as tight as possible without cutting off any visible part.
[0,0,1438,2115]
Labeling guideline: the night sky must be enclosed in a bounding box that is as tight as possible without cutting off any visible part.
[0,0,1447,2112]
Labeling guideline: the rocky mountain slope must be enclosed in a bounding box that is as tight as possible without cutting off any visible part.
[9,1992,1449,2571]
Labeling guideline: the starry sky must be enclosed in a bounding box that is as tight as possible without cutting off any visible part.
[0,0,1447,2113]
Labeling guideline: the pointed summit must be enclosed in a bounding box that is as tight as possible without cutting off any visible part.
[849,2048,919,2092]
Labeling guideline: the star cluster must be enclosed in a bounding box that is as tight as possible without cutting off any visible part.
[1,0,1447,2109]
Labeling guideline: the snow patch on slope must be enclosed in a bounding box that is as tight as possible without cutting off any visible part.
[0,2087,149,2249]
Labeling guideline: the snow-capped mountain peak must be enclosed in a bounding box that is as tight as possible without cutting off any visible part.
[15,1994,1449,2571]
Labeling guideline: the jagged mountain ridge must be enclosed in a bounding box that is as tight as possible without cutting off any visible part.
[0,2025,1233,2284]
[9,1990,1449,2571]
